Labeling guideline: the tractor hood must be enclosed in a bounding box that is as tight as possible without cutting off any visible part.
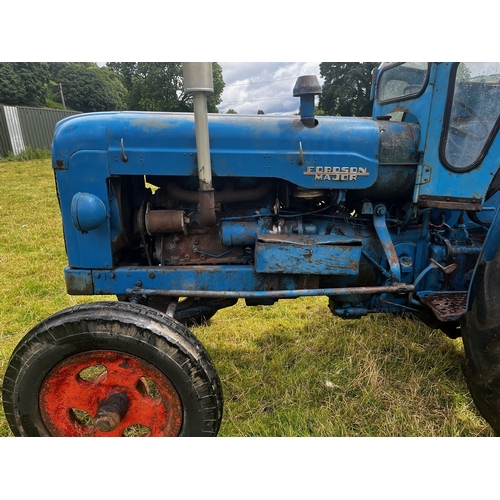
[53,111,420,190]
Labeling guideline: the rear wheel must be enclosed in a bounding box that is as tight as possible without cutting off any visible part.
[461,249,500,434]
[2,301,223,436]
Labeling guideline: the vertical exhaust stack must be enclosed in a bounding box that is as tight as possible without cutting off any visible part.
[183,62,216,227]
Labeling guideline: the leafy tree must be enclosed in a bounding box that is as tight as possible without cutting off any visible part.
[90,65,128,110]
[226,108,238,114]
[319,62,379,117]
[107,62,225,113]
[0,63,50,106]
[133,63,187,112]
[50,63,127,112]
[208,63,224,113]
[105,62,136,90]
[0,63,24,104]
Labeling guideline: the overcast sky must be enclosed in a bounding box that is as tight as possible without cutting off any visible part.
[94,62,324,115]
[217,62,324,115]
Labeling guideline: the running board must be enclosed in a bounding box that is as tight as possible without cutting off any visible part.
[417,291,468,322]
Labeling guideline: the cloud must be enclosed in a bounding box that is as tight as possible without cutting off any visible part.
[217,62,324,115]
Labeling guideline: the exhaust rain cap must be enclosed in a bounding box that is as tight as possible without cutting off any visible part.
[183,62,214,94]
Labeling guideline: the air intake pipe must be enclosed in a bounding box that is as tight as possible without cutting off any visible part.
[183,62,216,227]
[293,75,321,128]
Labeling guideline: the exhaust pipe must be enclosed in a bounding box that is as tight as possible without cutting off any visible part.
[182,62,216,227]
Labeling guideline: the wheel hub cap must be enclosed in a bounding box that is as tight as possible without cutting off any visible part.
[39,350,183,436]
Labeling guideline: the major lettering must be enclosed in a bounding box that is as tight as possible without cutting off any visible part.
[303,166,370,182]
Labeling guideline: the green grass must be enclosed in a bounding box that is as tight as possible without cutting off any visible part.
[43,99,77,111]
[0,146,51,163]
[0,159,494,436]
[198,300,491,436]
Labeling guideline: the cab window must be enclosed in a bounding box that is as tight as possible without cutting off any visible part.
[442,62,500,171]
[377,62,429,103]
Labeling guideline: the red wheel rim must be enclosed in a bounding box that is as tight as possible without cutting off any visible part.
[39,350,183,436]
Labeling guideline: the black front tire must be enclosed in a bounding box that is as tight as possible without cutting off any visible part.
[2,301,223,437]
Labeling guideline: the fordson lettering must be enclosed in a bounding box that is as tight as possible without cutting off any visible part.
[303,166,370,181]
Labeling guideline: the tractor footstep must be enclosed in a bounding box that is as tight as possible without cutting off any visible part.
[417,291,468,322]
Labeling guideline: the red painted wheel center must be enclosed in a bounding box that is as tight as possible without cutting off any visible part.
[39,350,183,436]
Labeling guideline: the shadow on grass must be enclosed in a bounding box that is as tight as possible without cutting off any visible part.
[194,302,494,437]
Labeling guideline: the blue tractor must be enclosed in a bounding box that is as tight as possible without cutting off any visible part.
[3,62,500,436]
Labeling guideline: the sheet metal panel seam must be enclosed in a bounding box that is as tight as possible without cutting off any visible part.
[3,106,25,155]
[0,107,13,157]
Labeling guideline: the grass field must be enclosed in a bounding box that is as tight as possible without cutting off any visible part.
[0,159,494,436]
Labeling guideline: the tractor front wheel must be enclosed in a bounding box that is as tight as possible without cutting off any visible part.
[2,302,223,437]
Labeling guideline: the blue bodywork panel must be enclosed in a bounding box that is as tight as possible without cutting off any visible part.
[55,111,381,188]
[55,151,113,268]
[254,234,362,275]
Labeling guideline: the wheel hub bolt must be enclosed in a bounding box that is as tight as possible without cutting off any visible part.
[93,392,130,432]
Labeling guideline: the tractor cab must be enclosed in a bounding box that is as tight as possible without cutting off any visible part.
[373,62,500,214]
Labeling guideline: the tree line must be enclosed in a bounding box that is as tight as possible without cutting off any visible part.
[0,62,379,116]
[0,62,225,114]
[319,62,379,117]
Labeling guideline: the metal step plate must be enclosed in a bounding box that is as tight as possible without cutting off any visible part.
[417,291,468,322]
